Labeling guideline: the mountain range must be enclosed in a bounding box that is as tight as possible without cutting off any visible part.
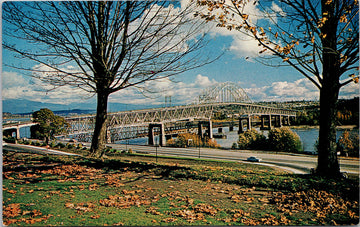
[2,99,162,115]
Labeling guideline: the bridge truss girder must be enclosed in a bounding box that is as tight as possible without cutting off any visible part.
[65,103,297,142]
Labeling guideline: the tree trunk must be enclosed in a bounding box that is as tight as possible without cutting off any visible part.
[316,0,342,177]
[316,83,340,176]
[90,90,109,157]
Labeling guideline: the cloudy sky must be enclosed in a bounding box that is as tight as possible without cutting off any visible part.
[2,1,359,113]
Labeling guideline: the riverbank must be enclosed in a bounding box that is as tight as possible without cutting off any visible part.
[290,125,358,130]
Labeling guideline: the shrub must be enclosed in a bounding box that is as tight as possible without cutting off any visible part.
[32,141,41,146]
[167,133,220,148]
[66,143,74,149]
[268,127,302,153]
[4,136,16,144]
[237,129,267,150]
[57,142,66,148]
[337,130,359,157]
[49,141,57,148]
[231,142,238,149]
[22,140,32,145]
[77,143,83,150]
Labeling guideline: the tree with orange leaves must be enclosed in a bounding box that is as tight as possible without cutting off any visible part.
[196,0,359,177]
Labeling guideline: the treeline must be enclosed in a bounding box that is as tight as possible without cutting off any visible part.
[292,97,359,126]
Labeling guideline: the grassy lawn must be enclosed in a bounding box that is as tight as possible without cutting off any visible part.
[2,149,359,226]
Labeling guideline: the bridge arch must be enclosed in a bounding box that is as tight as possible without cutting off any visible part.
[198,82,252,104]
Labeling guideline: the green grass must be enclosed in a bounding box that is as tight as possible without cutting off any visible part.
[2,150,359,226]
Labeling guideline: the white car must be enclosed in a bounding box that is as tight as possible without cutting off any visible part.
[247,156,261,162]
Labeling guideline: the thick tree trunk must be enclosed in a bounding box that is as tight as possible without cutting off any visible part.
[90,91,109,157]
[316,0,341,177]
[316,83,340,176]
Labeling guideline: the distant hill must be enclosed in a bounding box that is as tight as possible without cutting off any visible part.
[2,99,163,115]
[2,99,96,114]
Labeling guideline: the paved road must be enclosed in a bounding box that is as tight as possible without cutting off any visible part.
[3,143,81,156]
[3,143,358,175]
[108,144,359,175]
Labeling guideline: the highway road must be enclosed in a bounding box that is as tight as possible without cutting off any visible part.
[108,144,359,175]
[3,143,358,175]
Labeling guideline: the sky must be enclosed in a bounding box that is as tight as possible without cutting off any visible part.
[1,1,359,114]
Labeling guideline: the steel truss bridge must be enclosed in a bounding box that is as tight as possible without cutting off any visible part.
[65,82,297,143]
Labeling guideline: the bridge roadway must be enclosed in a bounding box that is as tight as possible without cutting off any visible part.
[65,102,297,142]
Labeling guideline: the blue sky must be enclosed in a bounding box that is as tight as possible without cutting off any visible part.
[2,1,359,113]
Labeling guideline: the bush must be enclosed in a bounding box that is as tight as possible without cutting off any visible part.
[32,141,41,146]
[337,130,359,157]
[49,141,57,148]
[22,140,32,145]
[237,129,267,150]
[167,133,220,148]
[268,127,302,153]
[66,143,74,149]
[57,142,66,148]
[231,142,238,149]
[4,136,17,144]
[77,143,83,150]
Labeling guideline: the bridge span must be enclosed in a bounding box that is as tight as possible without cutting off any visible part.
[65,102,297,145]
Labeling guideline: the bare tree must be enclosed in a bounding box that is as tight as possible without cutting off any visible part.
[196,0,359,176]
[3,1,216,157]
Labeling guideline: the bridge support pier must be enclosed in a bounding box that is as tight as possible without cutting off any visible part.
[148,123,166,146]
[274,115,282,127]
[198,120,213,139]
[260,115,272,130]
[238,116,251,134]
[107,130,112,143]
[3,128,20,140]
[283,115,290,126]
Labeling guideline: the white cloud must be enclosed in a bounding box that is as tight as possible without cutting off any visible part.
[2,71,92,104]
[245,78,320,101]
[195,74,217,87]
[339,80,360,99]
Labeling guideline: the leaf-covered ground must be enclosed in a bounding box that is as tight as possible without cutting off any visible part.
[2,150,359,226]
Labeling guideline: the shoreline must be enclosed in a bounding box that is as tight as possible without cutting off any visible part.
[290,125,358,130]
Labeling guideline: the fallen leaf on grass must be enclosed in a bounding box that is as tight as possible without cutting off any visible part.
[99,194,151,209]
[145,207,162,215]
[89,183,98,191]
[270,189,358,223]
[193,204,217,216]
[3,203,21,218]
[162,217,178,223]
[230,194,242,203]
[8,190,17,194]
[172,209,205,223]
[64,202,94,213]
